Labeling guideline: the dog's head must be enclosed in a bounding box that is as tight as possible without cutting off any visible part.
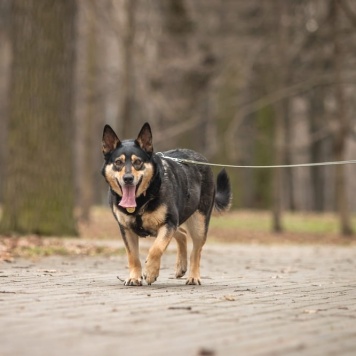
[101,123,155,210]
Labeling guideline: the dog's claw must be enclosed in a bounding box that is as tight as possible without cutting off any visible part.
[143,274,158,285]
[123,278,142,286]
[186,277,201,285]
[175,269,187,279]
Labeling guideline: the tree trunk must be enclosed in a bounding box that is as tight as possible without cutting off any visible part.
[330,0,353,236]
[75,0,97,222]
[0,0,11,204]
[0,0,77,236]
[271,0,289,233]
[119,0,136,139]
[272,106,285,233]
[284,104,295,212]
[309,91,326,212]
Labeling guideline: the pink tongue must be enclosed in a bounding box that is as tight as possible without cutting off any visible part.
[119,185,137,208]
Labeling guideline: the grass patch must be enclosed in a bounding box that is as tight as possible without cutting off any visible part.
[15,245,70,258]
[209,210,356,245]
[211,210,354,235]
[0,236,126,261]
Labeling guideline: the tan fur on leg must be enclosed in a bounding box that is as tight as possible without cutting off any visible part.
[173,227,188,278]
[185,212,207,285]
[123,230,142,286]
[144,226,174,285]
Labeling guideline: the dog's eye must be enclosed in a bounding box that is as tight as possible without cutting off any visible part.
[114,159,124,169]
[133,159,143,170]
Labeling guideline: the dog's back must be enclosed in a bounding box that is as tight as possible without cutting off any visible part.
[159,148,231,228]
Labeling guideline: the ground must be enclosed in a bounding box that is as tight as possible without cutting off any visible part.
[1,243,356,356]
[1,209,356,355]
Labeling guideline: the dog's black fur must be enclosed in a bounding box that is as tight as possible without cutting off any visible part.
[102,123,231,285]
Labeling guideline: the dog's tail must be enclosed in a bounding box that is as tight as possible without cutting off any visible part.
[214,169,232,213]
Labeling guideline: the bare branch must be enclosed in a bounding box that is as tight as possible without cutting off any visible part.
[337,0,356,28]
[225,73,356,161]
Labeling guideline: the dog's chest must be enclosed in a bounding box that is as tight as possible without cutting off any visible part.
[114,204,167,237]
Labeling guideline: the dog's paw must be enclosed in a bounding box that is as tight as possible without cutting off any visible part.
[143,258,160,285]
[186,277,201,285]
[175,265,187,279]
[175,258,187,278]
[123,278,143,286]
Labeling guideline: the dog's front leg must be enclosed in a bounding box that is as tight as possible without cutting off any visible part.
[144,226,175,285]
[119,224,142,286]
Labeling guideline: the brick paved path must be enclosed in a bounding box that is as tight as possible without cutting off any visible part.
[1,243,356,356]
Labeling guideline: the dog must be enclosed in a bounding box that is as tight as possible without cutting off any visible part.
[101,123,232,285]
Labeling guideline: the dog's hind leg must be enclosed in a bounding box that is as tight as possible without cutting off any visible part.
[173,227,188,278]
[185,212,208,285]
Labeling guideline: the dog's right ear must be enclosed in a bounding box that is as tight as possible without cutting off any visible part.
[102,125,120,156]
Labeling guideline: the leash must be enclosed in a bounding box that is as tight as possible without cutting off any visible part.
[157,153,356,169]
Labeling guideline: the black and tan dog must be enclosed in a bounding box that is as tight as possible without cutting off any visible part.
[101,123,231,285]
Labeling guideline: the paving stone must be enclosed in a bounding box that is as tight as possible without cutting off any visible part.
[1,243,356,356]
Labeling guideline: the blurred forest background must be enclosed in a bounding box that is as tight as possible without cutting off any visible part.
[1,0,356,237]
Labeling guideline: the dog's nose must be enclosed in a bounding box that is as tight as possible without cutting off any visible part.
[123,174,134,185]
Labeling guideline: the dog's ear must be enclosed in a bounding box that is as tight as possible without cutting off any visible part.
[136,122,153,154]
[102,125,120,155]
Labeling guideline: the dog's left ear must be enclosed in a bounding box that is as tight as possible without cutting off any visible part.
[136,122,153,154]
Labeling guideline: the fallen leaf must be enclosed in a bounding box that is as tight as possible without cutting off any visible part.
[223,295,236,301]
[303,309,318,314]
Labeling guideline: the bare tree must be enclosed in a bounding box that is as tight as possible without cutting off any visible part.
[75,0,99,222]
[0,0,77,235]
[330,0,353,235]
[0,0,11,204]
[118,0,137,138]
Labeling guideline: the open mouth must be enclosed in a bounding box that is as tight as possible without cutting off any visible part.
[117,177,142,209]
